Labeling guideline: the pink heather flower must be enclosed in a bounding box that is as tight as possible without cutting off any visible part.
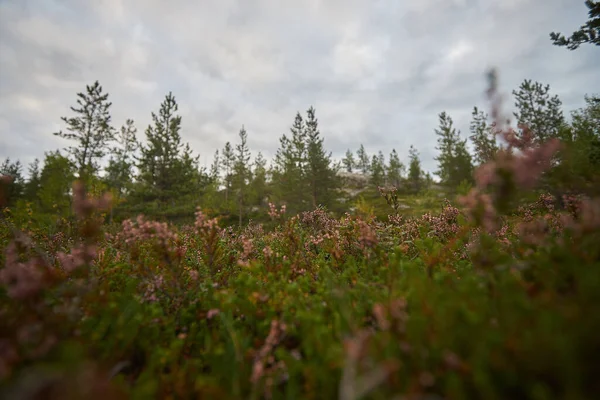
[189,270,199,281]
[0,259,44,300]
[459,190,497,233]
[194,208,220,231]
[72,181,112,219]
[267,203,287,220]
[263,246,274,258]
[358,220,377,249]
[207,309,220,319]
[56,243,97,273]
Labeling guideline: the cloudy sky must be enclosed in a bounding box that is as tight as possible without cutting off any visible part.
[0,0,598,175]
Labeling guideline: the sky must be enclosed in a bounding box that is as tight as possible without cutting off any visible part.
[0,0,598,176]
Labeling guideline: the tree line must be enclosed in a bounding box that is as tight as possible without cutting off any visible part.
[2,76,599,227]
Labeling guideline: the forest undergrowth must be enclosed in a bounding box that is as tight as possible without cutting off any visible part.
[1,85,600,400]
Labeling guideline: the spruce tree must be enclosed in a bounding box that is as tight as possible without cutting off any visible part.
[250,152,268,207]
[304,106,338,209]
[209,150,220,184]
[434,112,459,184]
[234,126,251,228]
[342,149,356,173]
[221,142,235,204]
[54,81,114,181]
[105,119,138,198]
[23,158,41,203]
[434,112,474,187]
[273,114,309,213]
[387,149,404,187]
[370,152,386,187]
[408,145,422,193]
[356,144,370,174]
[136,92,199,208]
[469,107,498,165]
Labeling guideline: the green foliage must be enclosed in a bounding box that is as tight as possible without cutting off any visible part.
[408,145,423,194]
[135,92,201,210]
[234,126,252,228]
[550,1,600,50]
[513,79,565,144]
[387,149,404,188]
[342,149,356,173]
[356,144,370,175]
[37,151,75,217]
[305,106,339,209]
[3,71,600,399]
[469,107,498,165]
[54,80,115,180]
[434,112,474,188]
[272,108,339,215]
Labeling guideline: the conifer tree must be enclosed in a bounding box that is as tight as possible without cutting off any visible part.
[304,106,338,209]
[273,114,309,213]
[105,119,138,198]
[387,149,404,187]
[408,145,422,193]
[221,142,235,204]
[250,152,268,207]
[434,112,474,187]
[342,149,356,173]
[54,81,114,181]
[356,144,370,174]
[469,107,498,165]
[0,158,24,207]
[136,92,199,207]
[209,150,220,183]
[234,126,251,227]
[550,1,600,50]
[513,80,565,144]
[370,151,386,187]
[23,159,41,203]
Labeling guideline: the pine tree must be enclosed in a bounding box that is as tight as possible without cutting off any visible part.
[291,112,307,173]
[513,80,565,144]
[342,149,356,173]
[408,145,422,193]
[234,126,251,228]
[250,152,268,207]
[370,152,386,187]
[550,1,600,50]
[452,140,475,187]
[136,93,199,207]
[387,149,404,187]
[434,112,474,187]
[221,142,235,204]
[304,106,338,209]
[469,107,498,165]
[356,144,370,174]
[23,158,41,203]
[209,150,220,183]
[272,114,309,213]
[54,81,115,181]
[434,112,459,184]
[105,119,138,198]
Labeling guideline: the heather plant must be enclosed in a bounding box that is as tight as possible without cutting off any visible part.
[2,71,600,399]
